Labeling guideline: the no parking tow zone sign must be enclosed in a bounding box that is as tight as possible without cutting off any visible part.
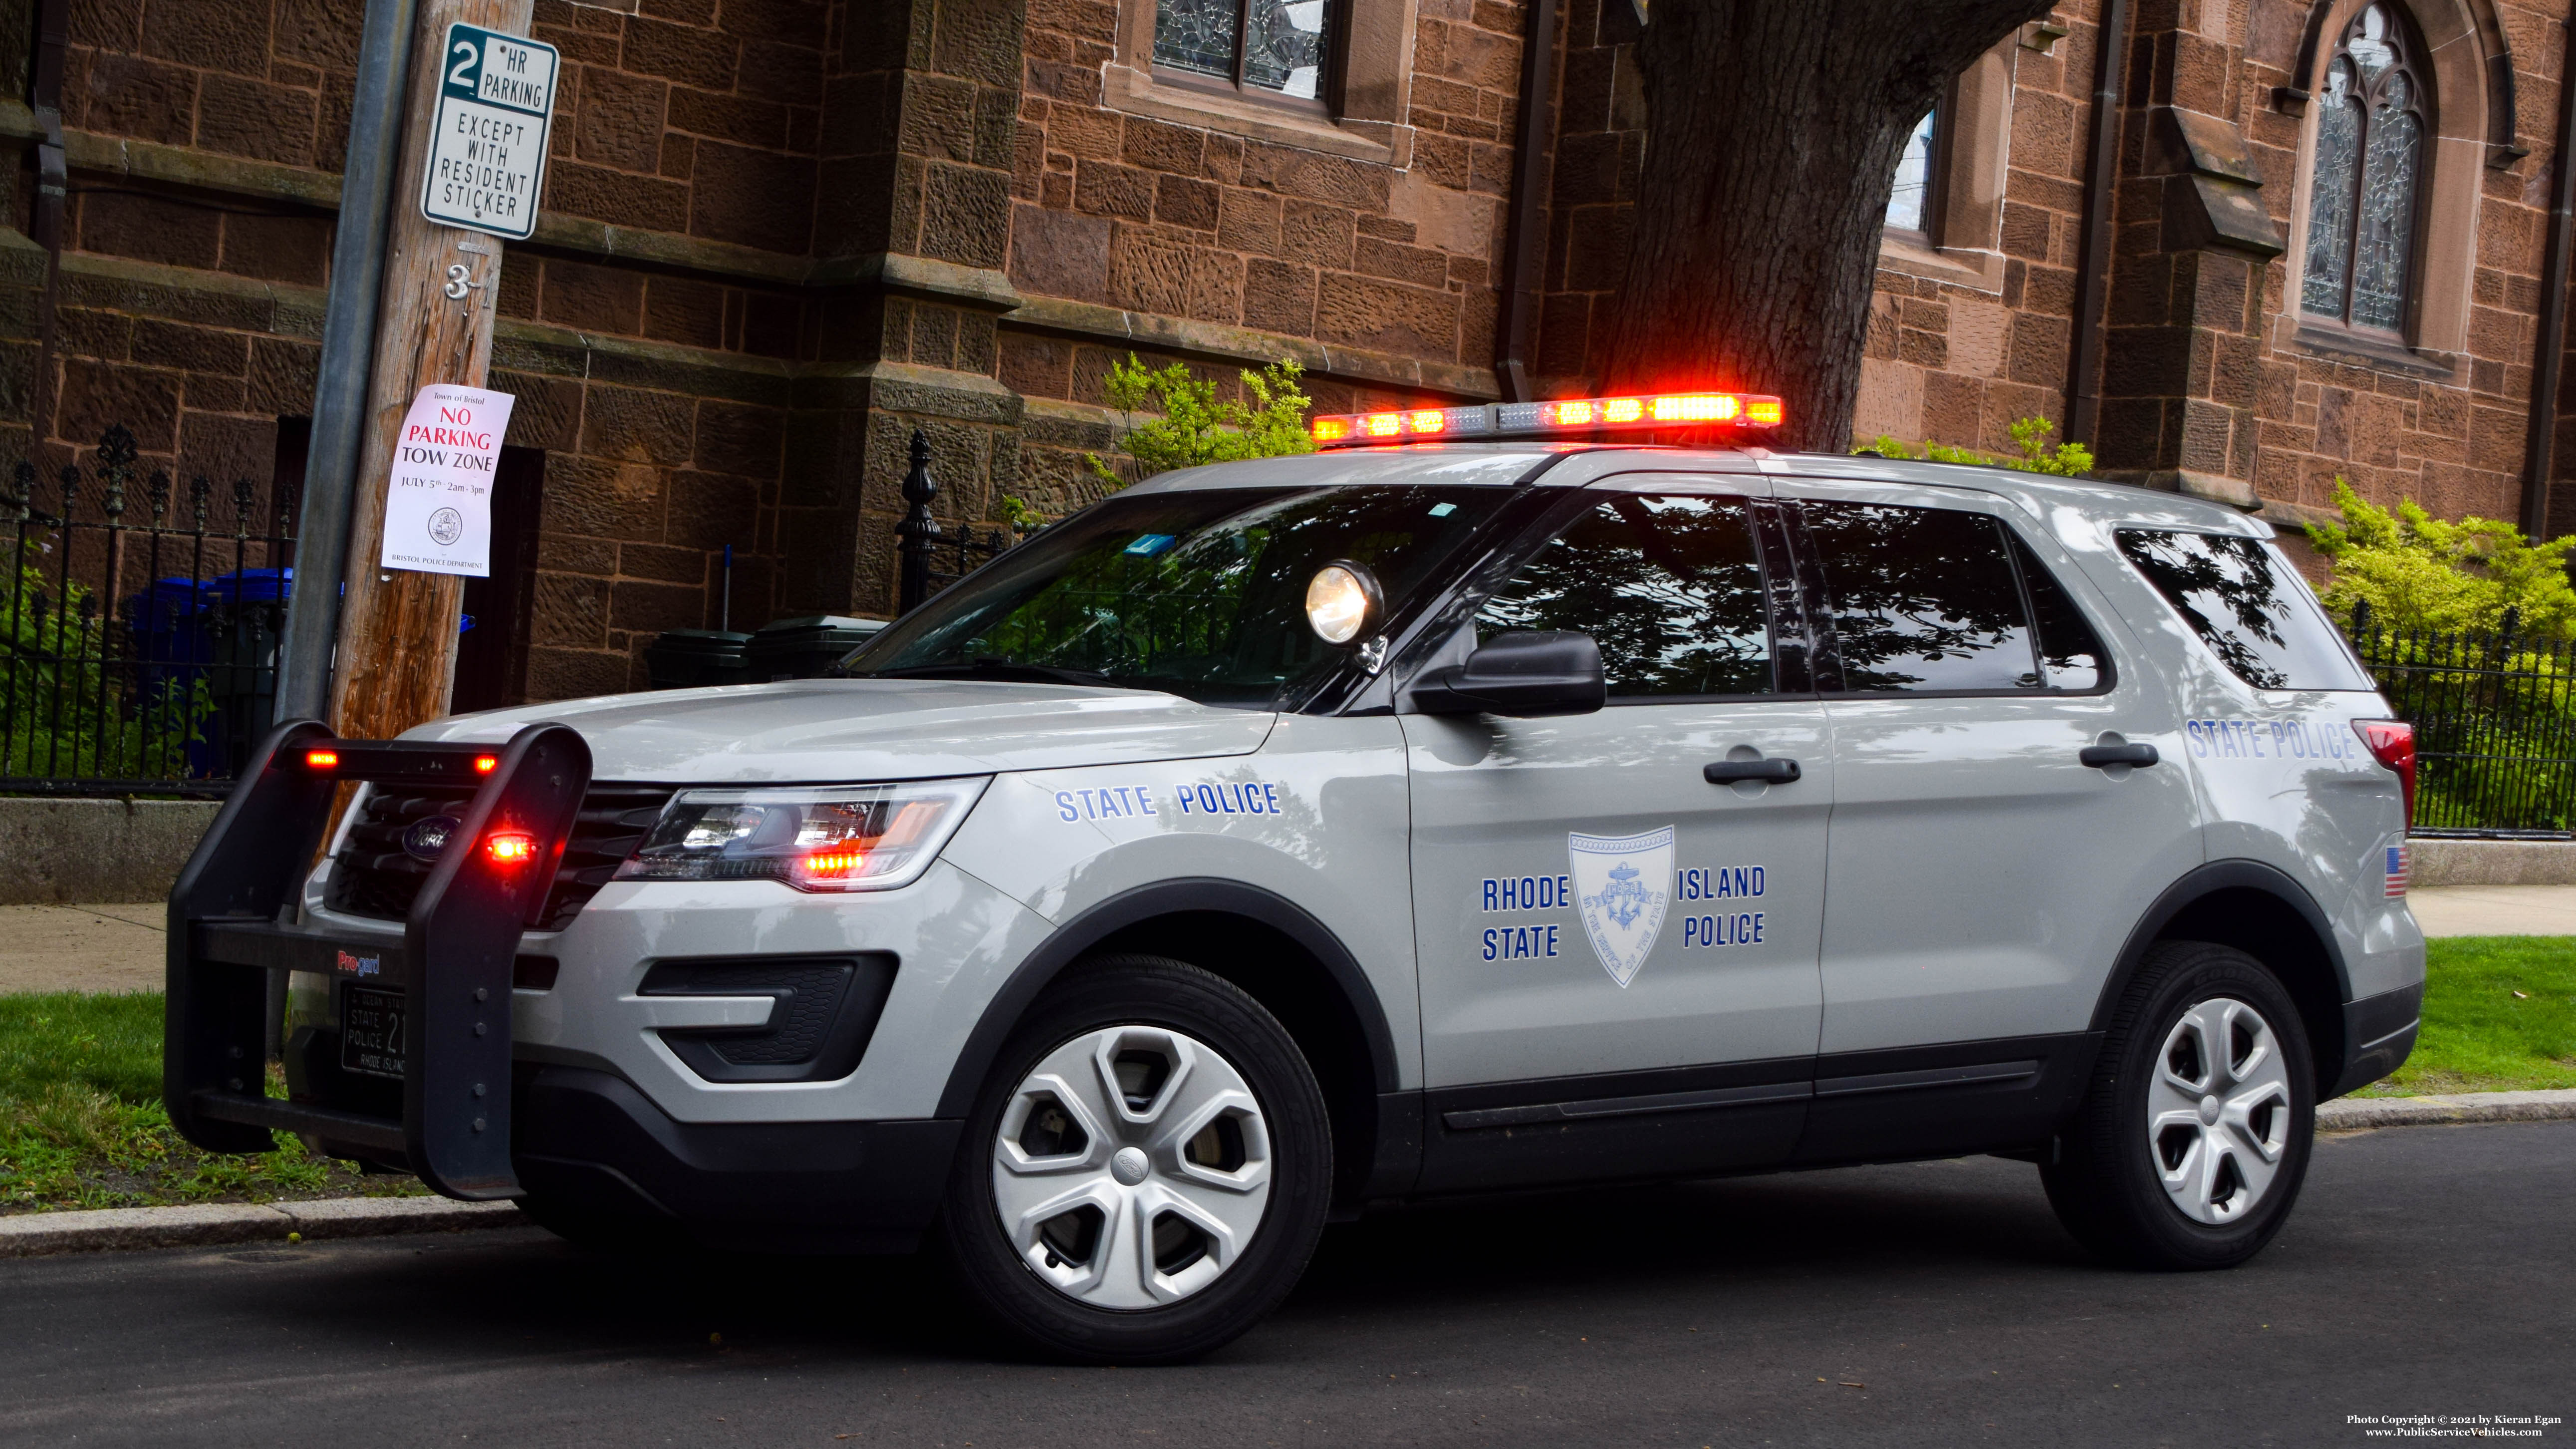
[420,23,557,241]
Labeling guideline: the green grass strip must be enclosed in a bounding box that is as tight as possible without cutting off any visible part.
[2354,936,2576,1096]
[1,991,423,1214]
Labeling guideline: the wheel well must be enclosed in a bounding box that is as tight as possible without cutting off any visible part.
[2156,887,2346,1093]
[1089,910,1380,1212]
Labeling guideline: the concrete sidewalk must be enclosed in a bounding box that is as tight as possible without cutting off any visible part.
[2404,884,2576,938]
[0,902,167,995]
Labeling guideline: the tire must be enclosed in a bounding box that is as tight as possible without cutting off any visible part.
[2042,940,2317,1270]
[937,954,1333,1364]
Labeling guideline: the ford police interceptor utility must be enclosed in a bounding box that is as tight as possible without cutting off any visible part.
[165,390,2423,1364]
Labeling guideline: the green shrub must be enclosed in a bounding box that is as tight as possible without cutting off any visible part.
[2301,479,2576,831]
[1083,354,1317,490]
[1860,416,2094,478]
[2303,477,2576,641]
[2,549,210,782]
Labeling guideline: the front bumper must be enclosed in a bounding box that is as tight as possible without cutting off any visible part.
[513,1066,962,1252]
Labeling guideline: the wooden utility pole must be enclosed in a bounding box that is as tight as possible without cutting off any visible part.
[328,0,534,744]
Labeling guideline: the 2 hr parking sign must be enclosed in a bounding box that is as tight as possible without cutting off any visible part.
[419,23,557,241]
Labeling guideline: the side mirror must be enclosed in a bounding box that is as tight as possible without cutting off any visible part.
[1408,631,1606,718]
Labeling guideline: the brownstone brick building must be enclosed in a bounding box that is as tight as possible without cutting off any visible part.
[4,0,2573,705]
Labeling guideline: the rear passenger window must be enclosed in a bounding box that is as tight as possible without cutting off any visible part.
[2012,535,2110,691]
[1800,502,2037,693]
[1477,495,1774,698]
[2116,530,2371,691]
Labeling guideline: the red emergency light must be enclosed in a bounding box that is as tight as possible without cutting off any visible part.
[1310,392,1785,447]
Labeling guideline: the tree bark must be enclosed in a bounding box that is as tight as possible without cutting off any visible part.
[328,0,533,745]
[1596,0,2059,452]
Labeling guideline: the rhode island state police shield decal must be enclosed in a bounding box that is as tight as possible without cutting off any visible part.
[1568,826,1674,988]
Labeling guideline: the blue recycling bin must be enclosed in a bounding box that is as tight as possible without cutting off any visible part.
[127,569,291,779]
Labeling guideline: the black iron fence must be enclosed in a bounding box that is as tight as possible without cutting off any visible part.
[2348,603,2576,838]
[2,425,296,797]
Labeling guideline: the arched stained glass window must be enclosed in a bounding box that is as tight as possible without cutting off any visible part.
[2301,4,2427,334]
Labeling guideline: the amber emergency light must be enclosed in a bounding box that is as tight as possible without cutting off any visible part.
[1310,392,1785,446]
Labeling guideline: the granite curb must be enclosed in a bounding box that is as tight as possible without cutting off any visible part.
[0,1196,524,1259]
[2315,1087,2576,1131]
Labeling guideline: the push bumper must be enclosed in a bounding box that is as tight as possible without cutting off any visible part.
[514,1066,961,1252]
[2330,980,2425,1098]
[167,720,591,1200]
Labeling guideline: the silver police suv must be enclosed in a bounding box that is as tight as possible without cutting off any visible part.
[168,395,2423,1364]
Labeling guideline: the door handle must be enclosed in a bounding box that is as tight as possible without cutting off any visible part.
[1704,758,1802,785]
[2078,743,2160,769]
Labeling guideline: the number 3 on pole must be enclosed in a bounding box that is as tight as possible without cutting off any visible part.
[418,22,558,243]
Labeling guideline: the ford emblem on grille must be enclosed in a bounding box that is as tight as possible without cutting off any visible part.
[402,815,463,862]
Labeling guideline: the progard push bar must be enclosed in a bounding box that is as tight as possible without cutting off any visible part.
[164,719,591,1200]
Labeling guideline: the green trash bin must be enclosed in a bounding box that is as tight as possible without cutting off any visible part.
[744,615,888,682]
[643,629,753,689]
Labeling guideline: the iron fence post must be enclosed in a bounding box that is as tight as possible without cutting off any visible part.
[897,428,941,616]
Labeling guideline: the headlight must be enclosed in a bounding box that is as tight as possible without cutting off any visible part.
[613,778,988,892]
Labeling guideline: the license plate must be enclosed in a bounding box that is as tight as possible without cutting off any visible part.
[340,985,407,1080]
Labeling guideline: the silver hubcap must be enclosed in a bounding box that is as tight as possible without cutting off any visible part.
[991,1025,1273,1309]
[2146,997,2294,1224]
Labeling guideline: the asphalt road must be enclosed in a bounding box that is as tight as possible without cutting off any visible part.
[2,1121,2569,1449]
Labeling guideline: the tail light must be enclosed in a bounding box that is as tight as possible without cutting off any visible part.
[2352,719,2415,829]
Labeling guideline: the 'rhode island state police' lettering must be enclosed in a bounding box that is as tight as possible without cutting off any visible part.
[1480,874,1572,911]
[1677,865,1764,901]
[1482,923,1561,960]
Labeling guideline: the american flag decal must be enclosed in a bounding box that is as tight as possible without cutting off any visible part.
[2384,844,2409,897]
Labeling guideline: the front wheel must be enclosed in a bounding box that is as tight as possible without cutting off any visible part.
[938,955,1332,1364]
[2043,940,2317,1269]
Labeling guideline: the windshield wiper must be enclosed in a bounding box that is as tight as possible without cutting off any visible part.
[868,657,1135,689]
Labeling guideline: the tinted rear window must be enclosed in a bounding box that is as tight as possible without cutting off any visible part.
[2115,529,2371,691]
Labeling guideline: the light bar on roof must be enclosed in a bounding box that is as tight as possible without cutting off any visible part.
[1311,393,1784,447]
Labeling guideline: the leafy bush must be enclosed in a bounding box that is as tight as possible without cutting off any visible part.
[1860,416,2094,478]
[2,550,209,781]
[1083,354,1317,489]
[2303,477,2576,641]
[2302,479,2576,832]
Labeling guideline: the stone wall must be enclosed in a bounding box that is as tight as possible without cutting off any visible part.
[1847,0,2576,537]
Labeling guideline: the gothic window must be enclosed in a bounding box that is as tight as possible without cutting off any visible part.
[1886,106,1940,236]
[2301,4,2427,335]
[1154,0,1335,103]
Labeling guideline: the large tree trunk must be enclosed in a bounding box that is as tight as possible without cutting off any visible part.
[1597,0,2059,453]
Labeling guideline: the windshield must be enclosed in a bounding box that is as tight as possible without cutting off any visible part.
[843,485,1512,708]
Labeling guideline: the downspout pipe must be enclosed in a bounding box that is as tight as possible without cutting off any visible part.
[26,0,66,461]
[1494,0,1562,403]
[2065,0,2133,448]
[2517,4,2576,542]
[273,0,423,722]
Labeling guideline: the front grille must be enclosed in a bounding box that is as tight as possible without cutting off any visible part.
[324,782,676,930]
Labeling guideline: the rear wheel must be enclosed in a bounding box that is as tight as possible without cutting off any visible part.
[938,955,1331,1364]
[2043,940,2316,1269]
